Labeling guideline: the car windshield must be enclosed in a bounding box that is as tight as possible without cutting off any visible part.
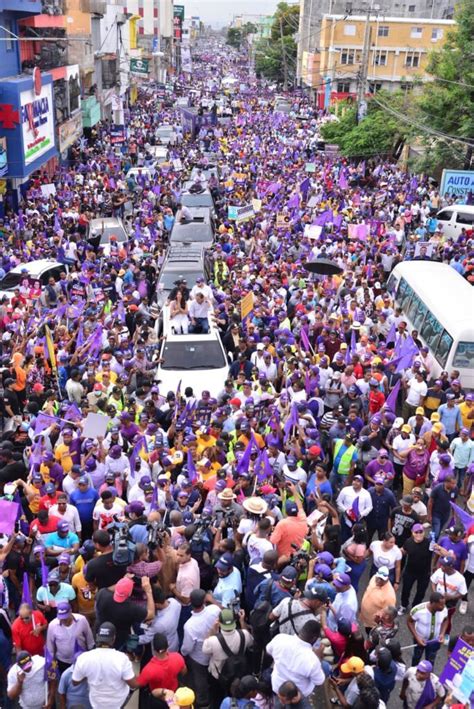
[0,272,23,290]
[161,340,226,370]
[182,193,214,208]
[158,270,202,291]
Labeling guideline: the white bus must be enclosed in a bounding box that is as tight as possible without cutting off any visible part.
[387,262,474,388]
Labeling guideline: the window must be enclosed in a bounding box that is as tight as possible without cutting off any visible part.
[453,341,474,369]
[405,53,420,68]
[406,292,422,324]
[337,81,351,93]
[436,210,453,221]
[411,27,423,38]
[368,82,383,93]
[344,24,356,36]
[455,211,474,226]
[431,28,443,40]
[374,51,387,66]
[340,49,355,65]
[434,330,453,368]
[412,298,428,332]
[400,82,413,91]
[421,311,443,352]
[378,26,389,37]
[408,5,416,11]
[3,20,13,52]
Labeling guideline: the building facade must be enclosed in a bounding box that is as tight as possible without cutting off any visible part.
[314,14,455,108]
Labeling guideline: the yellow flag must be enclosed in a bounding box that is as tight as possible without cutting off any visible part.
[44,325,57,372]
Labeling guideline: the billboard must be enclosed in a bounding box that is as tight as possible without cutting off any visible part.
[440,169,474,198]
[20,81,55,166]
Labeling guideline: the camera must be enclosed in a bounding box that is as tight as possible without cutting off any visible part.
[146,521,167,549]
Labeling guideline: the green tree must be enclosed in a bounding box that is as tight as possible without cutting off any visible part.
[255,2,299,85]
[414,1,474,171]
[227,27,242,48]
[320,91,412,159]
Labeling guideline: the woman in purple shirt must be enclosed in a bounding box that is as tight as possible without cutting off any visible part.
[398,438,430,496]
[365,449,395,486]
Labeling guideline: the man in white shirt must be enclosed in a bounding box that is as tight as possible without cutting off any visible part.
[190,276,214,302]
[403,371,428,420]
[336,475,373,538]
[181,589,220,709]
[7,651,48,708]
[327,572,358,631]
[407,592,449,666]
[72,622,137,709]
[50,493,82,535]
[266,620,326,697]
[188,292,212,333]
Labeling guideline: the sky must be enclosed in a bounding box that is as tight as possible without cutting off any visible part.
[183,0,282,28]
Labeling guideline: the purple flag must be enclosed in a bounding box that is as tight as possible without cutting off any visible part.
[286,193,300,210]
[283,404,299,441]
[338,168,348,190]
[44,647,59,682]
[64,402,82,423]
[300,328,311,353]
[150,483,158,512]
[255,448,273,482]
[385,321,397,345]
[35,412,59,434]
[88,325,103,358]
[21,572,32,606]
[53,212,62,233]
[39,548,49,588]
[236,431,258,474]
[187,448,197,484]
[129,436,147,477]
[449,501,474,530]
[385,380,401,412]
[347,495,360,523]
[350,328,357,357]
[300,177,310,199]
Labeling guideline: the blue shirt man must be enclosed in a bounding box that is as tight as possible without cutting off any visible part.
[366,479,397,536]
[438,399,462,437]
[70,479,99,523]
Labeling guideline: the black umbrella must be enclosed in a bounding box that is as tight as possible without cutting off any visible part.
[303,258,343,276]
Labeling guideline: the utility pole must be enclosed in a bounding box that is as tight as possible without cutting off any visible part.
[279,17,289,91]
[356,2,373,122]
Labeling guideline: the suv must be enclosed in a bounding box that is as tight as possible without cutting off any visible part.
[156,244,211,308]
[170,207,215,248]
[181,182,216,214]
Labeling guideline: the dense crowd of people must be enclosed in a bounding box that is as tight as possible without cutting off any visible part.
[0,38,472,709]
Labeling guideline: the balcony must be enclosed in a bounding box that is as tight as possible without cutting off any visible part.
[18,0,65,28]
[20,26,67,72]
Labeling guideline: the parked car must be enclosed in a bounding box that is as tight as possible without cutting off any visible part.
[87,218,129,254]
[169,207,215,248]
[0,260,68,302]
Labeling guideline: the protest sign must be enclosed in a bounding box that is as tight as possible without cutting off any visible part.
[305,163,316,173]
[276,213,291,228]
[0,499,19,535]
[439,637,473,686]
[241,292,254,321]
[40,184,56,198]
[304,224,323,239]
[252,199,262,213]
[228,204,254,222]
[82,413,110,440]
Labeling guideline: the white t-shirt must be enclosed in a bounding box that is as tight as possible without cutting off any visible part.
[369,541,402,570]
[92,501,125,529]
[409,602,448,642]
[72,647,134,709]
[430,568,467,598]
[467,535,474,573]
[403,667,445,707]
[7,655,46,709]
[392,434,416,465]
[406,378,428,406]
[246,534,274,565]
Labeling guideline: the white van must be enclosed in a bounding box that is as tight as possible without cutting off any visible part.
[436,204,474,241]
[0,260,68,301]
[387,262,474,388]
[156,305,229,396]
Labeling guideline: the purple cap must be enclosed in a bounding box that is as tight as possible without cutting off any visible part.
[316,551,334,565]
[439,454,451,464]
[374,474,385,484]
[216,552,234,571]
[58,553,70,565]
[314,563,332,580]
[412,524,424,532]
[44,483,56,494]
[333,572,351,589]
[57,520,70,532]
[215,479,227,492]
[125,500,145,515]
[56,601,72,618]
[417,660,433,673]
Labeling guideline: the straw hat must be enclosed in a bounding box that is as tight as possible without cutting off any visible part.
[217,487,236,501]
[242,497,268,515]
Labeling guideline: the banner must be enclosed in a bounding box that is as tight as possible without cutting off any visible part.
[228,204,254,222]
[110,125,126,145]
[439,638,473,686]
[440,169,474,198]
[130,58,149,76]
[0,138,7,177]
[241,292,254,321]
[276,213,291,228]
[304,224,323,239]
[305,163,316,173]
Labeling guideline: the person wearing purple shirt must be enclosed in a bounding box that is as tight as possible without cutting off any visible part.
[365,449,395,486]
[46,602,94,673]
[435,526,467,572]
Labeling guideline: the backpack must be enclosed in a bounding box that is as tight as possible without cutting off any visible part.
[249,580,274,641]
[111,523,136,566]
[216,630,251,689]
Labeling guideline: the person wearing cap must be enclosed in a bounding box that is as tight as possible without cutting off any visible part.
[7,650,49,708]
[391,423,416,490]
[49,492,82,537]
[407,407,432,438]
[430,555,467,642]
[364,449,395,488]
[424,380,447,419]
[46,601,94,673]
[427,474,458,540]
[72,622,138,707]
[36,572,76,620]
[267,620,326,697]
[202,608,253,696]
[11,603,48,657]
[397,437,430,496]
[181,589,221,709]
[253,564,297,609]
[399,524,432,615]
[269,584,328,637]
[96,575,154,651]
[69,477,100,540]
[449,426,474,492]
[435,525,468,574]
[407,591,448,666]
[365,475,397,542]
[389,494,420,548]
[360,566,396,631]
[44,518,80,558]
[336,475,373,541]
[38,482,59,512]
[270,483,308,559]
[402,370,428,422]
[328,655,375,707]
[400,660,446,708]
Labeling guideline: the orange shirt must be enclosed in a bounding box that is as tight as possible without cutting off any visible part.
[270,510,308,558]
